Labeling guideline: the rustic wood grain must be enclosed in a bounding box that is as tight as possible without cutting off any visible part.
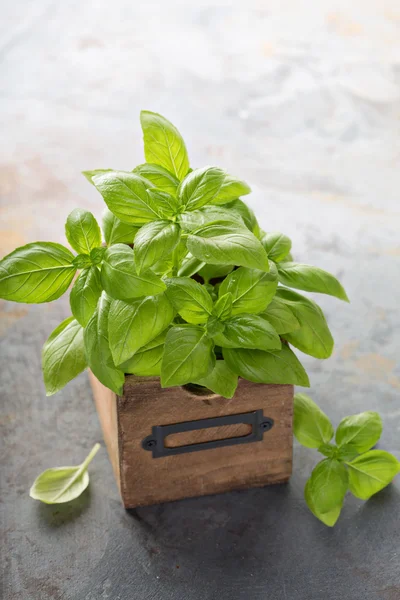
[90,374,293,508]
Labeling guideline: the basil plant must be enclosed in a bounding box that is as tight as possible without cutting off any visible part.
[0,111,349,399]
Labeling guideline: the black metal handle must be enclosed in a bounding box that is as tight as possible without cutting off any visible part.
[142,410,274,459]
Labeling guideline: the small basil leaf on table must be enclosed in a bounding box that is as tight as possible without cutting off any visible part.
[275,288,334,359]
[65,208,102,255]
[84,292,124,394]
[165,277,213,324]
[29,443,101,504]
[102,209,139,245]
[108,293,175,366]
[42,317,87,396]
[133,163,180,195]
[293,393,334,448]
[346,450,400,500]
[91,171,159,225]
[261,232,292,262]
[335,411,383,454]
[259,297,300,334]
[277,262,349,302]
[223,344,310,387]
[187,221,269,271]
[161,325,215,387]
[305,459,348,527]
[218,266,277,315]
[134,220,181,274]
[224,199,260,237]
[193,360,238,399]
[101,244,166,300]
[140,110,190,181]
[70,267,103,327]
[121,329,169,376]
[212,292,233,321]
[0,242,76,303]
[213,314,281,351]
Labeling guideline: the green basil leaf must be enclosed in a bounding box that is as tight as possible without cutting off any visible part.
[210,172,251,205]
[178,255,206,277]
[134,220,181,274]
[90,247,106,265]
[305,459,348,526]
[214,314,281,351]
[212,292,233,320]
[82,169,113,184]
[165,277,213,324]
[140,111,189,181]
[224,199,260,237]
[293,393,334,448]
[146,188,181,218]
[42,316,87,396]
[121,329,168,376]
[198,263,234,283]
[275,288,334,359]
[70,267,102,327]
[261,232,292,262]
[161,325,215,387]
[277,262,349,302]
[92,171,158,225]
[101,244,165,300]
[178,206,245,232]
[30,443,100,504]
[72,254,92,269]
[133,163,179,195]
[84,292,124,394]
[102,209,139,245]
[0,242,76,303]
[218,266,277,315]
[260,297,300,334]
[336,411,382,454]
[346,450,400,500]
[223,344,310,386]
[65,209,102,255]
[108,293,174,366]
[194,360,238,399]
[178,167,227,211]
[206,316,225,337]
[187,221,269,271]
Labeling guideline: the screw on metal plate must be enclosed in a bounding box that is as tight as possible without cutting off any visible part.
[259,418,274,432]
[142,437,157,451]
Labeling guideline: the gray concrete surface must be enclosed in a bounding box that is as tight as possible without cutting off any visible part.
[1,1,400,599]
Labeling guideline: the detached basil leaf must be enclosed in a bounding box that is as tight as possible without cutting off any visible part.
[70,267,102,327]
[305,459,348,526]
[140,111,189,181]
[65,209,102,255]
[0,242,76,303]
[187,221,269,271]
[293,393,334,448]
[261,232,292,262]
[161,325,215,387]
[260,297,300,334]
[134,220,181,274]
[101,244,165,300]
[225,199,260,237]
[218,266,277,315]
[194,360,238,399]
[102,209,138,245]
[213,314,281,351]
[336,411,382,454]
[346,450,400,500]
[165,277,213,324]
[179,206,244,232]
[121,329,168,376]
[213,292,233,321]
[92,171,158,225]
[30,443,100,504]
[276,288,334,359]
[178,167,227,211]
[133,163,179,195]
[277,262,349,302]
[42,317,87,396]
[84,292,124,394]
[223,344,310,386]
[108,293,174,366]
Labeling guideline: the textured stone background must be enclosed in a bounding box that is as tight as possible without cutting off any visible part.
[1,1,400,599]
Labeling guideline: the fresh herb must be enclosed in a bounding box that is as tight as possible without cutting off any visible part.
[294,394,400,526]
[29,444,101,504]
[0,111,348,398]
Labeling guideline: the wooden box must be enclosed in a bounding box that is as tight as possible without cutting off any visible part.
[89,372,294,508]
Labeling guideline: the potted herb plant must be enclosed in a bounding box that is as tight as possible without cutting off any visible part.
[0,111,350,508]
